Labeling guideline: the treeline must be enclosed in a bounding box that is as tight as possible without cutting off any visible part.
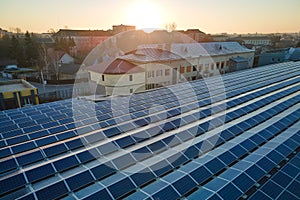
[0,31,75,69]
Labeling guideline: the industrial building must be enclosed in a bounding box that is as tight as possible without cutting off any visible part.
[0,79,39,110]
[0,61,299,199]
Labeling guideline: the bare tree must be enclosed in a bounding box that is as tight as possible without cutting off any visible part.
[165,22,177,32]
[9,27,22,34]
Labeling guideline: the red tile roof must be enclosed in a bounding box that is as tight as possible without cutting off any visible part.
[87,59,144,74]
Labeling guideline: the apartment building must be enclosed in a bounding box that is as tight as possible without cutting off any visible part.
[88,42,254,95]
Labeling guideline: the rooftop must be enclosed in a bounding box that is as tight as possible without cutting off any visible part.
[0,79,36,93]
[0,61,299,199]
[136,42,254,59]
[87,59,144,74]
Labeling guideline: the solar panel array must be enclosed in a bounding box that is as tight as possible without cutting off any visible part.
[0,61,300,200]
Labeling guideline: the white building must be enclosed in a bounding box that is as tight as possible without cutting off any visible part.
[88,42,254,96]
[240,36,271,46]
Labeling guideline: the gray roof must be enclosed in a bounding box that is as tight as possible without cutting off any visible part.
[230,56,248,63]
[290,48,300,61]
[134,42,253,60]
[121,48,182,63]
[59,64,81,75]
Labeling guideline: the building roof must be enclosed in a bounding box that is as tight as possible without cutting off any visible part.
[54,29,112,37]
[2,67,36,73]
[135,42,254,59]
[59,64,81,75]
[87,58,144,74]
[290,48,300,61]
[230,56,249,63]
[237,36,271,40]
[121,48,182,63]
[0,61,300,199]
[0,79,36,93]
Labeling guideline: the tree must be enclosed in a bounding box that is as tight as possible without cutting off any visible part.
[54,36,75,54]
[270,35,281,47]
[165,22,177,32]
[9,35,26,66]
[24,31,39,66]
[0,35,11,59]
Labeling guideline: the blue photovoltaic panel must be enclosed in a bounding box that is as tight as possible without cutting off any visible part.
[1,62,300,200]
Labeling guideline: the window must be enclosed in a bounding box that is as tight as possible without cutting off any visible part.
[129,75,133,81]
[221,62,225,69]
[165,69,170,76]
[210,63,214,70]
[147,71,154,78]
[216,62,220,69]
[205,64,209,72]
[186,66,191,73]
[156,69,163,77]
[130,89,133,93]
[180,66,185,74]
[23,97,32,105]
[226,60,230,66]
[102,74,105,81]
[192,65,197,71]
[199,64,203,71]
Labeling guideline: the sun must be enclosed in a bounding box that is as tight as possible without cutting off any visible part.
[126,1,163,30]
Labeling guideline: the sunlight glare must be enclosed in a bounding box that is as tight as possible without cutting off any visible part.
[127,1,163,30]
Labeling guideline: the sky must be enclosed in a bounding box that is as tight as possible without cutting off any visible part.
[1,0,300,34]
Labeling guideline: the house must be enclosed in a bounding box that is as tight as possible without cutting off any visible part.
[54,29,112,55]
[58,64,81,80]
[254,47,300,67]
[88,59,145,95]
[53,25,136,55]
[0,79,39,110]
[212,34,229,42]
[255,49,288,67]
[177,29,211,42]
[88,42,255,95]
[231,35,271,49]
[57,52,74,64]
[112,24,136,34]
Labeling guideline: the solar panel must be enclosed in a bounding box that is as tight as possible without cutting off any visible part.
[66,170,95,191]
[53,155,79,172]
[26,163,56,183]
[17,150,44,166]
[0,173,26,196]
[1,62,300,200]
[107,177,136,199]
[35,181,69,200]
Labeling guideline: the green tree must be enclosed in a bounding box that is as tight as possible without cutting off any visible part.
[9,35,26,66]
[0,35,11,59]
[24,31,39,66]
[54,36,75,53]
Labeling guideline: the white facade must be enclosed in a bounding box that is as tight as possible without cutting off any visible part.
[90,71,145,96]
[88,42,255,95]
[242,37,271,46]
